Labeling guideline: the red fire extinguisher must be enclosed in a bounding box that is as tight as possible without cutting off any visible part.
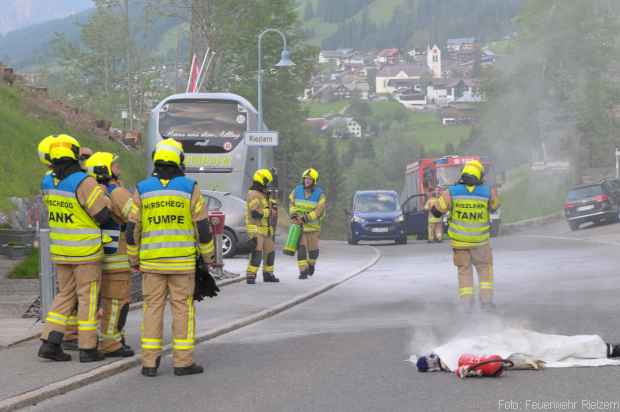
[455,354,514,378]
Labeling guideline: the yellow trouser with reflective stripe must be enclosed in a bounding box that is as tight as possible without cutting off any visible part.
[41,263,101,349]
[453,244,494,304]
[100,272,131,353]
[141,272,196,367]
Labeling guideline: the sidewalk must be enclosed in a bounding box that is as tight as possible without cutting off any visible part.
[0,241,378,404]
[0,256,39,348]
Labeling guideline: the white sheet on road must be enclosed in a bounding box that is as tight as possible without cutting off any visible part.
[422,329,620,371]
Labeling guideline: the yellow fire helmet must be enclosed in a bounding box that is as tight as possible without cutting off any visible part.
[48,134,81,161]
[84,152,118,180]
[302,168,319,185]
[461,160,484,181]
[37,135,58,165]
[153,138,184,166]
[253,168,273,186]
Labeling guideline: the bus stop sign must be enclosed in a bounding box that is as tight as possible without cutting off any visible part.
[245,131,279,147]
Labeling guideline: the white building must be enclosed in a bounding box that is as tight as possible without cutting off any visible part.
[375,64,430,95]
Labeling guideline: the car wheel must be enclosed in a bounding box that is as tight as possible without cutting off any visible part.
[222,228,238,258]
[568,221,579,231]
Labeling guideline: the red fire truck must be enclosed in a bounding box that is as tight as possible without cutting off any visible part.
[401,155,501,239]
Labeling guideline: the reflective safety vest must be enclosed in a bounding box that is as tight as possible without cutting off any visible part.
[41,172,102,260]
[136,176,196,266]
[291,185,324,232]
[447,184,491,248]
[101,183,130,273]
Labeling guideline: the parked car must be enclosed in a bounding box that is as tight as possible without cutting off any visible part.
[345,191,407,245]
[564,179,620,231]
[202,190,250,258]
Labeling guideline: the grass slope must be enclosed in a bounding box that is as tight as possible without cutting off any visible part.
[0,84,146,211]
[299,0,409,45]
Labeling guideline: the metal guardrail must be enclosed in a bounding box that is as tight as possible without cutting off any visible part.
[38,229,55,322]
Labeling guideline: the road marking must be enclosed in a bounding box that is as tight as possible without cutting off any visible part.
[0,246,382,412]
[521,234,620,247]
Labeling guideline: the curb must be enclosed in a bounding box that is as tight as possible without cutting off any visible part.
[0,276,247,351]
[0,246,381,412]
[501,212,564,234]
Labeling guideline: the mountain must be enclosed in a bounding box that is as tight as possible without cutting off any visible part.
[0,1,184,69]
[299,0,523,49]
[0,0,93,34]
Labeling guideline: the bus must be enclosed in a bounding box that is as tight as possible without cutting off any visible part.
[147,92,273,197]
[401,155,501,238]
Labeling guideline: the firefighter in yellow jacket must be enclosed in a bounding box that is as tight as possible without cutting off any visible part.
[127,138,215,377]
[37,135,112,363]
[84,152,135,357]
[431,160,500,311]
[245,169,280,284]
[424,188,443,243]
[289,168,327,279]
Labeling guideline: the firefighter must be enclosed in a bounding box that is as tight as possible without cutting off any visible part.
[127,138,215,377]
[84,152,135,357]
[37,134,112,362]
[37,136,83,351]
[424,188,443,243]
[289,168,327,280]
[431,160,499,311]
[245,169,280,284]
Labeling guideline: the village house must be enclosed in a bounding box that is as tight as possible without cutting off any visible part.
[375,64,430,95]
[318,49,355,67]
[374,48,401,66]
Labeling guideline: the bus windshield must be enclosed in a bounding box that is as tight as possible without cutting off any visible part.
[158,99,247,154]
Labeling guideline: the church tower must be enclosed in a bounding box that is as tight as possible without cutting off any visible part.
[427,44,442,79]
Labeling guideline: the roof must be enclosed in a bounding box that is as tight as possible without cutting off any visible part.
[377,48,400,57]
[447,37,476,46]
[376,64,429,78]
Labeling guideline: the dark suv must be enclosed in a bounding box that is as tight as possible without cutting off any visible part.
[564,179,620,231]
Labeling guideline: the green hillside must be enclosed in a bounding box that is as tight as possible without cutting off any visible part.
[299,0,522,49]
[0,84,146,211]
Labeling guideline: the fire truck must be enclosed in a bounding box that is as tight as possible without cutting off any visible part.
[401,155,501,239]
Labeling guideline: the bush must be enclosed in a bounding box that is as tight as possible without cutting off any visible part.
[9,248,39,279]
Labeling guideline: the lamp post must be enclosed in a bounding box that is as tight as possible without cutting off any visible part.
[257,28,295,169]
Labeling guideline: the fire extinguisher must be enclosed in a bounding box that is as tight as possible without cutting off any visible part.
[455,354,514,378]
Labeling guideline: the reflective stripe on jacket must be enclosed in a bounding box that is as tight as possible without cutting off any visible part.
[136,176,196,272]
[42,172,102,260]
[447,184,491,248]
[289,185,324,232]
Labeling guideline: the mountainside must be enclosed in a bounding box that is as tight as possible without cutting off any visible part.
[299,0,523,49]
[0,0,93,34]
[0,1,183,69]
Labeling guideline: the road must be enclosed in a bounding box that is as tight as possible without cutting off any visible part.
[25,221,620,412]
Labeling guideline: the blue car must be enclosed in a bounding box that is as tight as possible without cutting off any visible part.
[346,191,407,245]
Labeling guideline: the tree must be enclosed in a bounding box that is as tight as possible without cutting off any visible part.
[304,2,315,20]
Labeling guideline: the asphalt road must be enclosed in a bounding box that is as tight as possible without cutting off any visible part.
[25,221,620,412]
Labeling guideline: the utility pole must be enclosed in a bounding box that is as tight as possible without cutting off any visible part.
[123,0,133,130]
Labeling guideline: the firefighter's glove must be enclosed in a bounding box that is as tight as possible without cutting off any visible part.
[430,206,443,218]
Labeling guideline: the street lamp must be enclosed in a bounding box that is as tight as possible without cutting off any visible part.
[257,28,296,169]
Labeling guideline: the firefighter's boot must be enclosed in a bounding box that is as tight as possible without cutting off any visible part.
[105,345,135,358]
[299,269,309,280]
[61,340,79,351]
[263,272,280,283]
[79,348,106,363]
[38,331,72,362]
[142,356,161,377]
[174,363,204,376]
